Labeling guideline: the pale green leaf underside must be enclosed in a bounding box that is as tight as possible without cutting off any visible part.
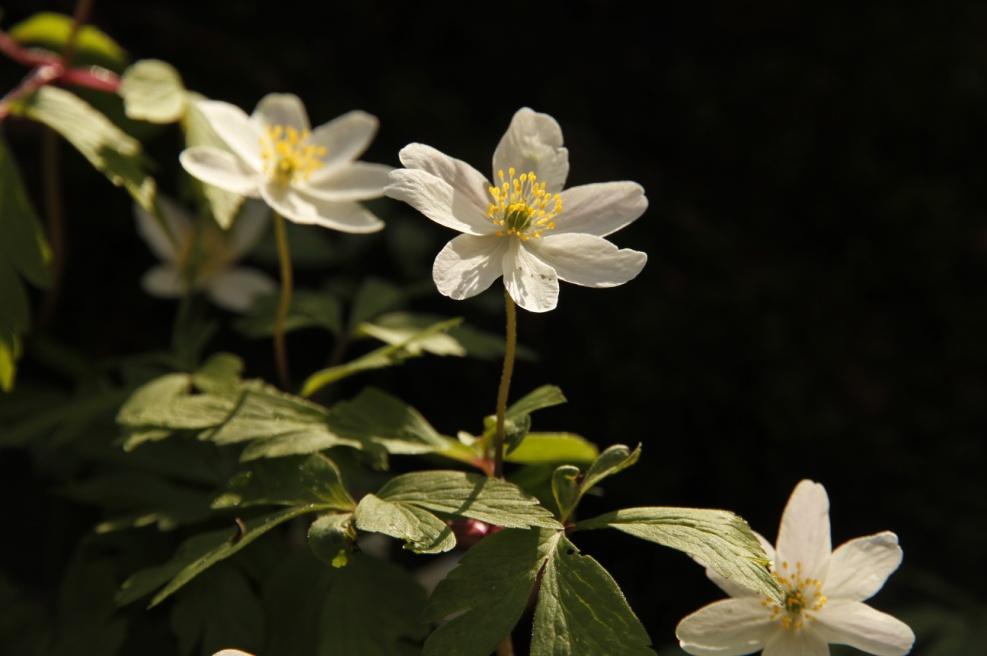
[506,385,566,422]
[505,432,598,464]
[120,59,186,123]
[575,506,783,604]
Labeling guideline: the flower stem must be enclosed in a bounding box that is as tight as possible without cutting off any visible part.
[496,636,514,656]
[492,289,517,478]
[273,212,293,389]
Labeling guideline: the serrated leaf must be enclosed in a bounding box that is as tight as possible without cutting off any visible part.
[116,373,234,435]
[20,86,155,211]
[9,12,127,68]
[327,387,447,455]
[212,454,354,511]
[574,507,782,604]
[354,494,455,554]
[505,385,566,422]
[424,528,559,656]
[181,91,243,228]
[235,290,343,338]
[308,513,356,567]
[300,317,463,397]
[120,59,186,123]
[169,565,263,656]
[377,470,561,529]
[532,536,654,655]
[504,432,599,465]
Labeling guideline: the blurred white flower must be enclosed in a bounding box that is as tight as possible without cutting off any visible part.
[212,651,253,656]
[676,480,915,656]
[385,107,647,312]
[135,197,274,312]
[180,93,387,233]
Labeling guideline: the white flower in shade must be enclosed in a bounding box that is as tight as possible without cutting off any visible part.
[135,198,275,312]
[677,480,915,656]
[385,107,647,312]
[179,93,388,233]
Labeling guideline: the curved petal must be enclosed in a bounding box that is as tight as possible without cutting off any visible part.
[556,182,648,237]
[228,200,270,258]
[398,143,491,214]
[676,598,776,656]
[824,532,902,601]
[180,147,261,197]
[193,100,263,171]
[528,233,646,288]
[252,93,309,132]
[763,629,829,656]
[141,265,185,298]
[776,480,831,583]
[206,267,276,313]
[212,651,255,656]
[133,197,191,263]
[492,107,569,192]
[814,600,915,656]
[705,531,777,598]
[308,110,379,170]
[503,241,559,313]
[260,184,383,233]
[303,162,391,201]
[432,234,506,300]
[385,168,496,236]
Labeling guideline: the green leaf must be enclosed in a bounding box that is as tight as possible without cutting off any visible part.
[551,465,581,520]
[47,552,127,656]
[504,432,599,465]
[532,536,654,655]
[116,373,234,437]
[181,91,243,228]
[574,506,783,604]
[262,553,334,656]
[20,86,156,211]
[354,494,455,554]
[0,340,17,393]
[376,470,562,529]
[317,554,428,656]
[581,443,641,494]
[191,352,243,394]
[119,59,186,123]
[300,317,463,397]
[308,513,356,567]
[9,12,127,68]
[235,290,343,338]
[348,278,404,329]
[327,387,447,455]
[170,565,263,656]
[212,454,355,512]
[424,528,559,656]
[506,385,566,422]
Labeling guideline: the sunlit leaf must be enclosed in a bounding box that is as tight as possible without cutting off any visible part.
[504,432,598,465]
[212,454,355,512]
[9,12,127,68]
[327,387,447,455]
[120,59,186,123]
[354,494,455,554]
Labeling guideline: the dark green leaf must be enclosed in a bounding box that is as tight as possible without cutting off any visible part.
[212,454,354,511]
[348,278,404,329]
[170,565,263,656]
[581,443,641,495]
[551,465,581,520]
[354,494,455,554]
[327,387,447,455]
[308,513,356,567]
[235,290,343,338]
[505,385,566,422]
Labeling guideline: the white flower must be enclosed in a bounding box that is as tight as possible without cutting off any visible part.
[212,651,253,656]
[179,93,388,233]
[135,197,275,312]
[385,107,648,312]
[676,480,915,656]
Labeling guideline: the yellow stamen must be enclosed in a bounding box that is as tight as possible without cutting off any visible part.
[259,125,327,185]
[764,561,827,632]
[485,167,563,240]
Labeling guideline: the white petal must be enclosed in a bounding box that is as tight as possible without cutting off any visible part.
[503,241,559,313]
[556,182,648,237]
[194,100,264,171]
[385,168,496,236]
[180,147,261,197]
[528,233,646,288]
[133,197,191,263]
[206,267,276,313]
[228,200,270,258]
[252,93,309,131]
[212,651,255,656]
[308,110,379,170]
[676,598,776,656]
[260,184,383,233]
[814,600,915,656]
[705,531,777,598]
[763,629,830,656]
[303,162,391,201]
[398,143,491,214]
[432,234,506,300]
[142,266,185,298]
[776,480,831,582]
[824,532,902,601]
[492,107,569,192]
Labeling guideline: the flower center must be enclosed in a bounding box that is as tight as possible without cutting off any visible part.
[486,167,562,240]
[260,125,327,185]
[762,561,827,631]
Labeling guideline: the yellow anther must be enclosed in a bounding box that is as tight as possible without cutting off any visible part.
[765,561,827,633]
[485,167,563,240]
[260,124,327,185]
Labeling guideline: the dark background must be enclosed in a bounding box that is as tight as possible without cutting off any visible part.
[3,0,986,653]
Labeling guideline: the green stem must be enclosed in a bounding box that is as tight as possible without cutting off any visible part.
[273,213,293,389]
[492,289,517,478]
